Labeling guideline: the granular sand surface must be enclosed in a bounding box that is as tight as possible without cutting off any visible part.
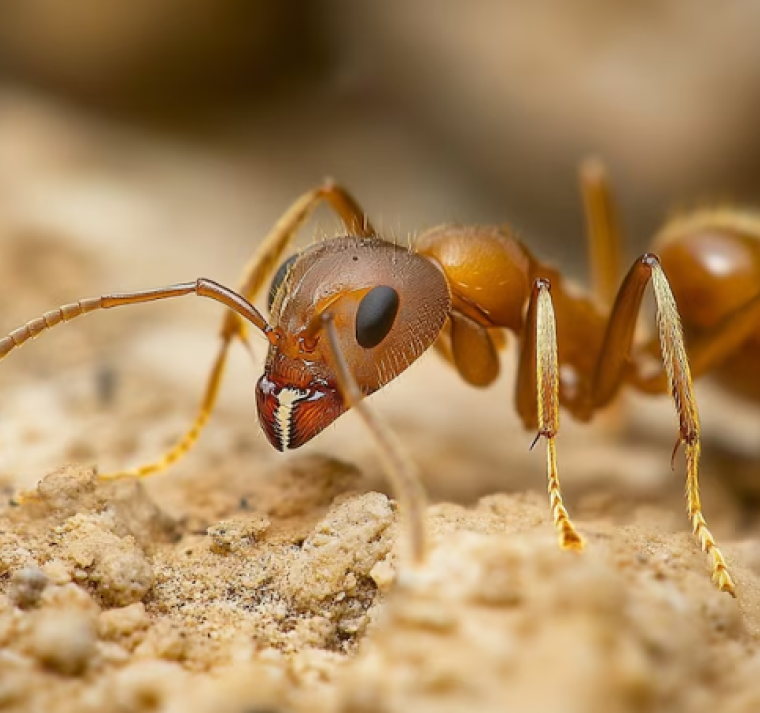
[3,459,760,713]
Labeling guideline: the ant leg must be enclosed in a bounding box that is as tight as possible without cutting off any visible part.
[433,319,505,386]
[322,313,427,567]
[516,279,584,551]
[591,255,735,595]
[579,158,631,437]
[102,182,376,480]
[224,180,376,343]
[579,158,624,310]
[447,313,500,387]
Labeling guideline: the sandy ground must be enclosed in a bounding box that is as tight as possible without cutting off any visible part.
[4,462,760,713]
[2,92,760,713]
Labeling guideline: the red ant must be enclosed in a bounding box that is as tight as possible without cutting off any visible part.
[2,159,749,596]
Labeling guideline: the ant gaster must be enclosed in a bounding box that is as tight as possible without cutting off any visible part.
[2,159,748,596]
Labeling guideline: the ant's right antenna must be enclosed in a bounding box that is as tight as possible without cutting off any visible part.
[0,278,276,364]
[322,312,428,567]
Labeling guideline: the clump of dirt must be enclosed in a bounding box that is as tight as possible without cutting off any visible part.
[2,462,760,713]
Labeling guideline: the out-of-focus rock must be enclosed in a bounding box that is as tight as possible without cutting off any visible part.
[24,608,97,676]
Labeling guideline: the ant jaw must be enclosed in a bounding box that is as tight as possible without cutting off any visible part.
[264,325,283,346]
[256,373,346,451]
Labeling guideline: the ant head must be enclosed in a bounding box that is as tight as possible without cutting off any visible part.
[255,236,451,450]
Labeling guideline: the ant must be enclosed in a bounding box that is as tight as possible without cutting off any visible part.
[2,159,750,596]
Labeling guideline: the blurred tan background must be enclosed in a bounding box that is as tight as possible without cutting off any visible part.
[2,1,760,257]
[1,0,759,517]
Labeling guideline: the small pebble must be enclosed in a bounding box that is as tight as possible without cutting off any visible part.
[207,516,270,555]
[9,567,48,609]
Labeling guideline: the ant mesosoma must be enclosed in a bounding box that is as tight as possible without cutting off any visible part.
[3,159,750,596]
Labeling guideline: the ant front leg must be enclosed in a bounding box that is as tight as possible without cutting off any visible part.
[592,254,735,596]
[101,181,376,481]
[224,180,376,344]
[322,313,427,567]
[516,279,585,551]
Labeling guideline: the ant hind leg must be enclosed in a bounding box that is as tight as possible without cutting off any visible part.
[591,254,735,596]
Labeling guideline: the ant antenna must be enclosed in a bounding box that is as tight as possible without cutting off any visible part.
[322,312,428,567]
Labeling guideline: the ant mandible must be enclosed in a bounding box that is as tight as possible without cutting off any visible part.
[2,159,750,596]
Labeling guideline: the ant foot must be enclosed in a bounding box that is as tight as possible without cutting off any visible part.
[714,565,736,598]
[559,526,584,552]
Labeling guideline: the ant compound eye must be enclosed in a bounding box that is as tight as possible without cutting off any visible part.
[268,254,299,312]
[356,285,400,349]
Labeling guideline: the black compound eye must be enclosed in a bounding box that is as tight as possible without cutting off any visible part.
[268,254,298,312]
[356,285,400,349]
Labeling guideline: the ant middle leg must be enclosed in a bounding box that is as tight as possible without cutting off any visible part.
[101,182,376,480]
[591,254,735,595]
[516,279,585,551]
